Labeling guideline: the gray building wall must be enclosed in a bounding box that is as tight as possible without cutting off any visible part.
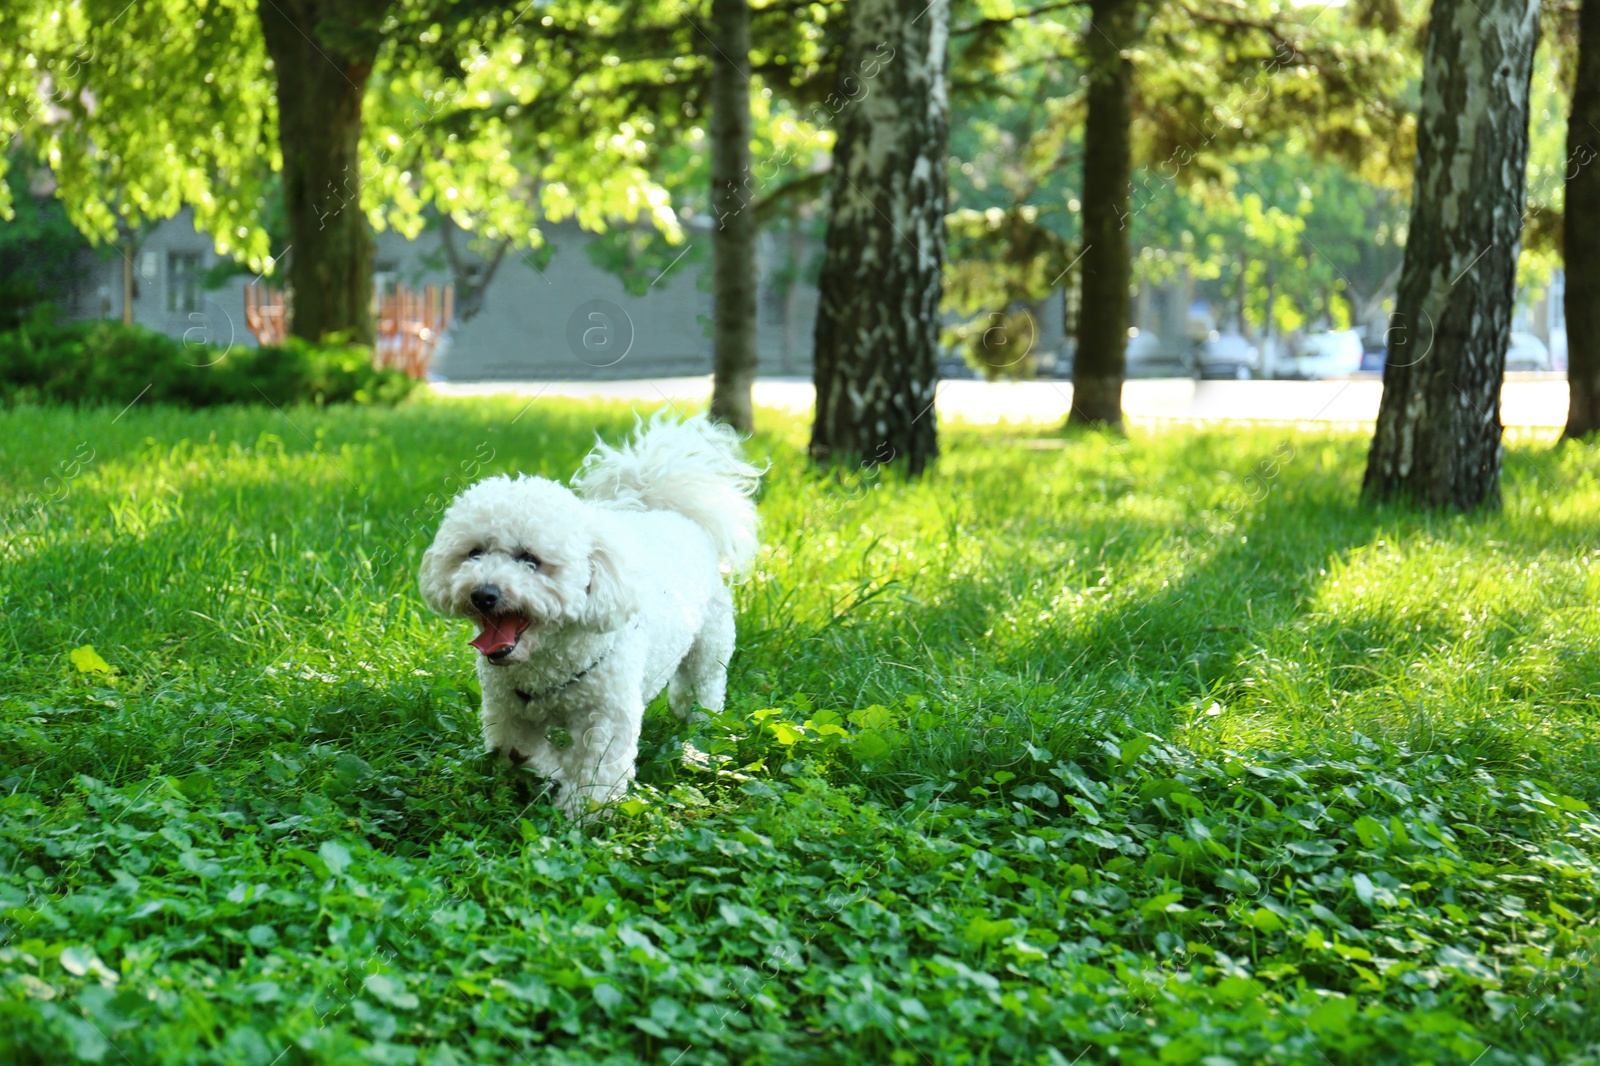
[70,208,823,381]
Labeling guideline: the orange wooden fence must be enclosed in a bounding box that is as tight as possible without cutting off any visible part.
[376,285,454,380]
[243,284,287,347]
[243,283,453,380]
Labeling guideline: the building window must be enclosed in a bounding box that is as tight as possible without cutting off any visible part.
[168,252,201,312]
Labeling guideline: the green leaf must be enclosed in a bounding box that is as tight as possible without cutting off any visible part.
[1051,762,1108,804]
[286,848,329,880]
[365,973,419,1010]
[854,731,890,760]
[1120,735,1153,765]
[1248,907,1284,932]
[1306,995,1357,1035]
[1284,839,1338,857]
[62,1015,110,1062]
[1140,892,1186,916]
[240,981,281,1003]
[1013,783,1059,808]
[69,645,112,675]
[1330,941,1373,962]
[768,720,805,746]
[1169,791,1205,814]
[849,704,896,732]
[58,944,118,985]
[962,916,1015,947]
[593,983,624,1013]
[1213,975,1261,1004]
[58,945,96,977]
[1351,815,1388,850]
[318,841,353,876]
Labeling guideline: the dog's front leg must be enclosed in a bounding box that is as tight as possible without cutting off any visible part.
[482,685,538,762]
[555,698,643,820]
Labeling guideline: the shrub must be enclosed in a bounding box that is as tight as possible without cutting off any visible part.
[0,318,418,408]
[0,163,99,330]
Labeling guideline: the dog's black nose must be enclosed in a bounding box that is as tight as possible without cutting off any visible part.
[470,585,501,614]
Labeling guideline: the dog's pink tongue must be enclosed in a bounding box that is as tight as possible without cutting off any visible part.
[470,617,522,656]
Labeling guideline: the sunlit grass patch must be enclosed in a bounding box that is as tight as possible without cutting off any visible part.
[2,398,1598,1064]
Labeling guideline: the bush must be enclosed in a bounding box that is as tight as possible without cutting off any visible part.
[0,318,419,408]
[0,163,99,330]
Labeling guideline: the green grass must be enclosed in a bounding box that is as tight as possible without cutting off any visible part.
[2,396,1599,1065]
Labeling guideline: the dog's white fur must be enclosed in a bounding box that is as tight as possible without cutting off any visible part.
[419,413,761,818]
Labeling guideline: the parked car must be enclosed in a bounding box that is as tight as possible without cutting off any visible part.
[1284,330,1363,379]
[1359,342,1387,373]
[1194,331,1260,379]
[1504,331,1551,372]
[1126,329,1195,378]
[1044,341,1076,379]
[937,354,978,380]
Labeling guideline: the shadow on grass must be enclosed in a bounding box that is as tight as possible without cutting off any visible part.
[722,427,1600,804]
[6,406,1598,841]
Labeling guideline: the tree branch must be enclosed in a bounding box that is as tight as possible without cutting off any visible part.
[953,0,1091,36]
[753,170,830,223]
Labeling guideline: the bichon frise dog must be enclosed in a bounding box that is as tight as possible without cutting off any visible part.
[419,413,762,819]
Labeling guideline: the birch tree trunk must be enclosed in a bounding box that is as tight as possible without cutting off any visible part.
[1361,0,1540,510]
[708,0,758,433]
[1069,0,1138,428]
[809,0,950,475]
[1563,0,1600,441]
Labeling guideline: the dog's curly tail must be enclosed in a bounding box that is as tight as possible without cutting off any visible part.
[573,411,764,573]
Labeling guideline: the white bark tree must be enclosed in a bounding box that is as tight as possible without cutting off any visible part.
[809,0,950,475]
[1363,0,1541,509]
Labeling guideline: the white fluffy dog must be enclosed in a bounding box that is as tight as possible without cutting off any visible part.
[419,414,762,818]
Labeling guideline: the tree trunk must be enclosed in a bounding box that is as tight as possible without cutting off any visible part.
[1070,0,1138,429]
[439,217,510,323]
[809,0,950,475]
[781,204,805,374]
[1362,0,1539,510]
[258,0,383,346]
[1564,0,1600,440]
[1261,266,1277,378]
[708,0,758,433]
[120,238,134,325]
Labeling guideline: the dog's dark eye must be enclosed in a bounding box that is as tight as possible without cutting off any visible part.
[466,548,485,560]
[515,551,540,570]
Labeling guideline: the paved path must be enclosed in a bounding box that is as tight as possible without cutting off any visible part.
[431,374,1572,429]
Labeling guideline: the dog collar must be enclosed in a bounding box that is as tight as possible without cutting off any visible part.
[513,619,638,704]
[516,653,605,704]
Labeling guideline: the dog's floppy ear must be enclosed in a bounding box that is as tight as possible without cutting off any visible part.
[418,544,449,614]
[582,525,638,628]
